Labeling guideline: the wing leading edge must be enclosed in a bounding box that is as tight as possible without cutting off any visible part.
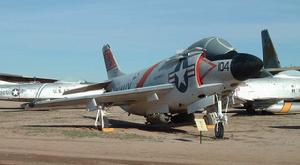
[0,73,58,83]
[30,84,174,109]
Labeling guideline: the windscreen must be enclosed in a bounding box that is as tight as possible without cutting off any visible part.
[187,37,235,59]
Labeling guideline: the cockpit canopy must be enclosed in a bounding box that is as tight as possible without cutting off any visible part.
[187,37,235,58]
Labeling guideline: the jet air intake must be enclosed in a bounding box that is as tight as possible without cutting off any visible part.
[230,53,263,81]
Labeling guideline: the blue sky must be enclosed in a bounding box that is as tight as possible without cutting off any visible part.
[0,0,299,82]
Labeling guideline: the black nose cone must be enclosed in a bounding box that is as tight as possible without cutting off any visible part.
[230,53,263,81]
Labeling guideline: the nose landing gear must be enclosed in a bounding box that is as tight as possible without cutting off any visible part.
[214,121,224,139]
[205,95,228,139]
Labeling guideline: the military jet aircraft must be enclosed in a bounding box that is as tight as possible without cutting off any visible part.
[0,73,102,108]
[234,29,300,114]
[234,72,300,113]
[29,37,263,138]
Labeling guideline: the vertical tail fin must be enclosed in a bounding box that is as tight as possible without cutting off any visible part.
[261,29,281,68]
[102,44,125,79]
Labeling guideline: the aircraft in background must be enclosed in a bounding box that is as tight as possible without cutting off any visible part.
[0,73,103,108]
[29,37,263,138]
[0,73,58,83]
[234,72,300,114]
[262,29,300,74]
[234,29,300,114]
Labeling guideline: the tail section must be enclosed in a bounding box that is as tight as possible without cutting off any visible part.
[102,44,125,79]
[261,29,281,68]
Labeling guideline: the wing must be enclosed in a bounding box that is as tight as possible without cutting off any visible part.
[63,80,112,95]
[0,73,58,83]
[30,84,174,109]
[266,67,300,75]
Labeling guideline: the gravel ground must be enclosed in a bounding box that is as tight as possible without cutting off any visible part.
[0,101,299,165]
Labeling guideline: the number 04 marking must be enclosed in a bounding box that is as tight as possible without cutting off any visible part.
[218,61,229,71]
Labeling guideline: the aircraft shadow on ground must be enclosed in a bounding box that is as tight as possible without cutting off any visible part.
[23,116,189,134]
[83,116,189,134]
[0,107,22,109]
[270,126,300,129]
[216,109,261,117]
[23,124,96,129]
[0,108,51,112]
[229,109,297,117]
[0,110,24,113]
[0,108,25,112]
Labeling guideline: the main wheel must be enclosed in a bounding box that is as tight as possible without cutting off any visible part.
[214,122,224,139]
[145,113,170,125]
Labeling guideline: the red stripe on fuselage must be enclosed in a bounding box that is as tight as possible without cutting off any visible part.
[136,63,160,88]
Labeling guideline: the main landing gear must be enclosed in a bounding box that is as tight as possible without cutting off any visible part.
[87,99,110,131]
[145,113,195,125]
[145,113,170,125]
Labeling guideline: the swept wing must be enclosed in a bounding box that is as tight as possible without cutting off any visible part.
[31,84,174,108]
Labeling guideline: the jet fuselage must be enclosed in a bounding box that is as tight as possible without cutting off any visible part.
[109,49,262,115]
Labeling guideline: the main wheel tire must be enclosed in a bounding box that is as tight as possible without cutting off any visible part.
[145,113,170,125]
[214,122,224,139]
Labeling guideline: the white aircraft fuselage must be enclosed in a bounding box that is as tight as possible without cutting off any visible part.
[0,82,95,102]
[235,75,300,113]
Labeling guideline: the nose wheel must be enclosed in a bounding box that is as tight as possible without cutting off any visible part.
[214,95,229,139]
[214,122,224,139]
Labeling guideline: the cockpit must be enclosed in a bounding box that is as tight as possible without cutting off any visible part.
[186,37,237,61]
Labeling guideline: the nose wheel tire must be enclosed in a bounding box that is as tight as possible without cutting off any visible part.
[214,122,224,139]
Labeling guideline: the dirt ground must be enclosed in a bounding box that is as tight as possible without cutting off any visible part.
[0,101,299,165]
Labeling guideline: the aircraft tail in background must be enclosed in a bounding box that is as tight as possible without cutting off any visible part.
[261,29,281,69]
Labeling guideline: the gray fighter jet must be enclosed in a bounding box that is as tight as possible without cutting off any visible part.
[29,37,263,138]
